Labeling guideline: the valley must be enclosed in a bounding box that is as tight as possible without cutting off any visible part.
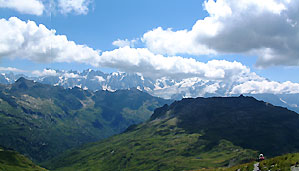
[0,78,170,162]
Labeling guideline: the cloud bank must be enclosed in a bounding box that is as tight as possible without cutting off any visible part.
[0,17,249,81]
[142,0,299,67]
[0,14,299,94]
[231,80,299,94]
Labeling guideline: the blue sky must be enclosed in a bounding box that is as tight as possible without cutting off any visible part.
[0,0,207,50]
[0,0,208,72]
[1,0,299,90]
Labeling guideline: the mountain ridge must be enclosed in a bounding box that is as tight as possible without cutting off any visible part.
[2,70,299,113]
[151,95,299,156]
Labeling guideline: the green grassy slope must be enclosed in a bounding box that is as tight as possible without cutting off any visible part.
[0,147,47,171]
[0,78,171,162]
[45,96,299,171]
[45,118,257,171]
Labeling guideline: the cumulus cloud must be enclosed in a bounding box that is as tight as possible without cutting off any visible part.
[231,80,299,94]
[0,67,26,73]
[143,27,216,56]
[58,0,92,15]
[97,46,249,80]
[0,0,44,15]
[0,17,100,65]
[63,72,82,78]
[2,17,299,95]
[112,39,138,48]
[32,69,83,79]
[142,0,299,67]
[0,17,250,82]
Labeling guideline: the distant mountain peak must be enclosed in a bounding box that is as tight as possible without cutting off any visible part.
[13,77,36,89]
[15,77,27,82]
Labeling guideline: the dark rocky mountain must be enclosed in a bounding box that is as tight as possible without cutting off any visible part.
[0,78,171,162]
[152,95,299,156]
[45,95,299,171]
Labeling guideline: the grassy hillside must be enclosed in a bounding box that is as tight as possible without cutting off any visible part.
[45,116,257,171]
[0,78,171,162]
[45,96,299,171]
[0,147,47,171]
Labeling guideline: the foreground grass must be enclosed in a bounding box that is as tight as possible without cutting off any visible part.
[196,153,299,171]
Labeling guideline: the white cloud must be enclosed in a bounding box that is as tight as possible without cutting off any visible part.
[142,0,299,67]
[0,0,44,15]
[143,27,216,56]
[112,39,131,48]
[0,67,26,73]
[94,76,105,82]
[32,69,58,76]
[112,39,138,48]
[0,0,93,16]
[58,0,92,15]
[0,17,250,82]
[0,17,100,65]
[63,72,81,78]
[203,83,220,94]
[2,17,299,96]
[97,46,249,80]
[32,69,83,79]
[231,80,299,94]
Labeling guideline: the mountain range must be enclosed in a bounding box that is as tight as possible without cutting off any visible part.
[1,72,299,170]
[0,77,170,162]
[1,69,299,113]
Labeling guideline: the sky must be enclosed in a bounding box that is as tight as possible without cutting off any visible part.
[1,0,299,95]
[0,0,207,72]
